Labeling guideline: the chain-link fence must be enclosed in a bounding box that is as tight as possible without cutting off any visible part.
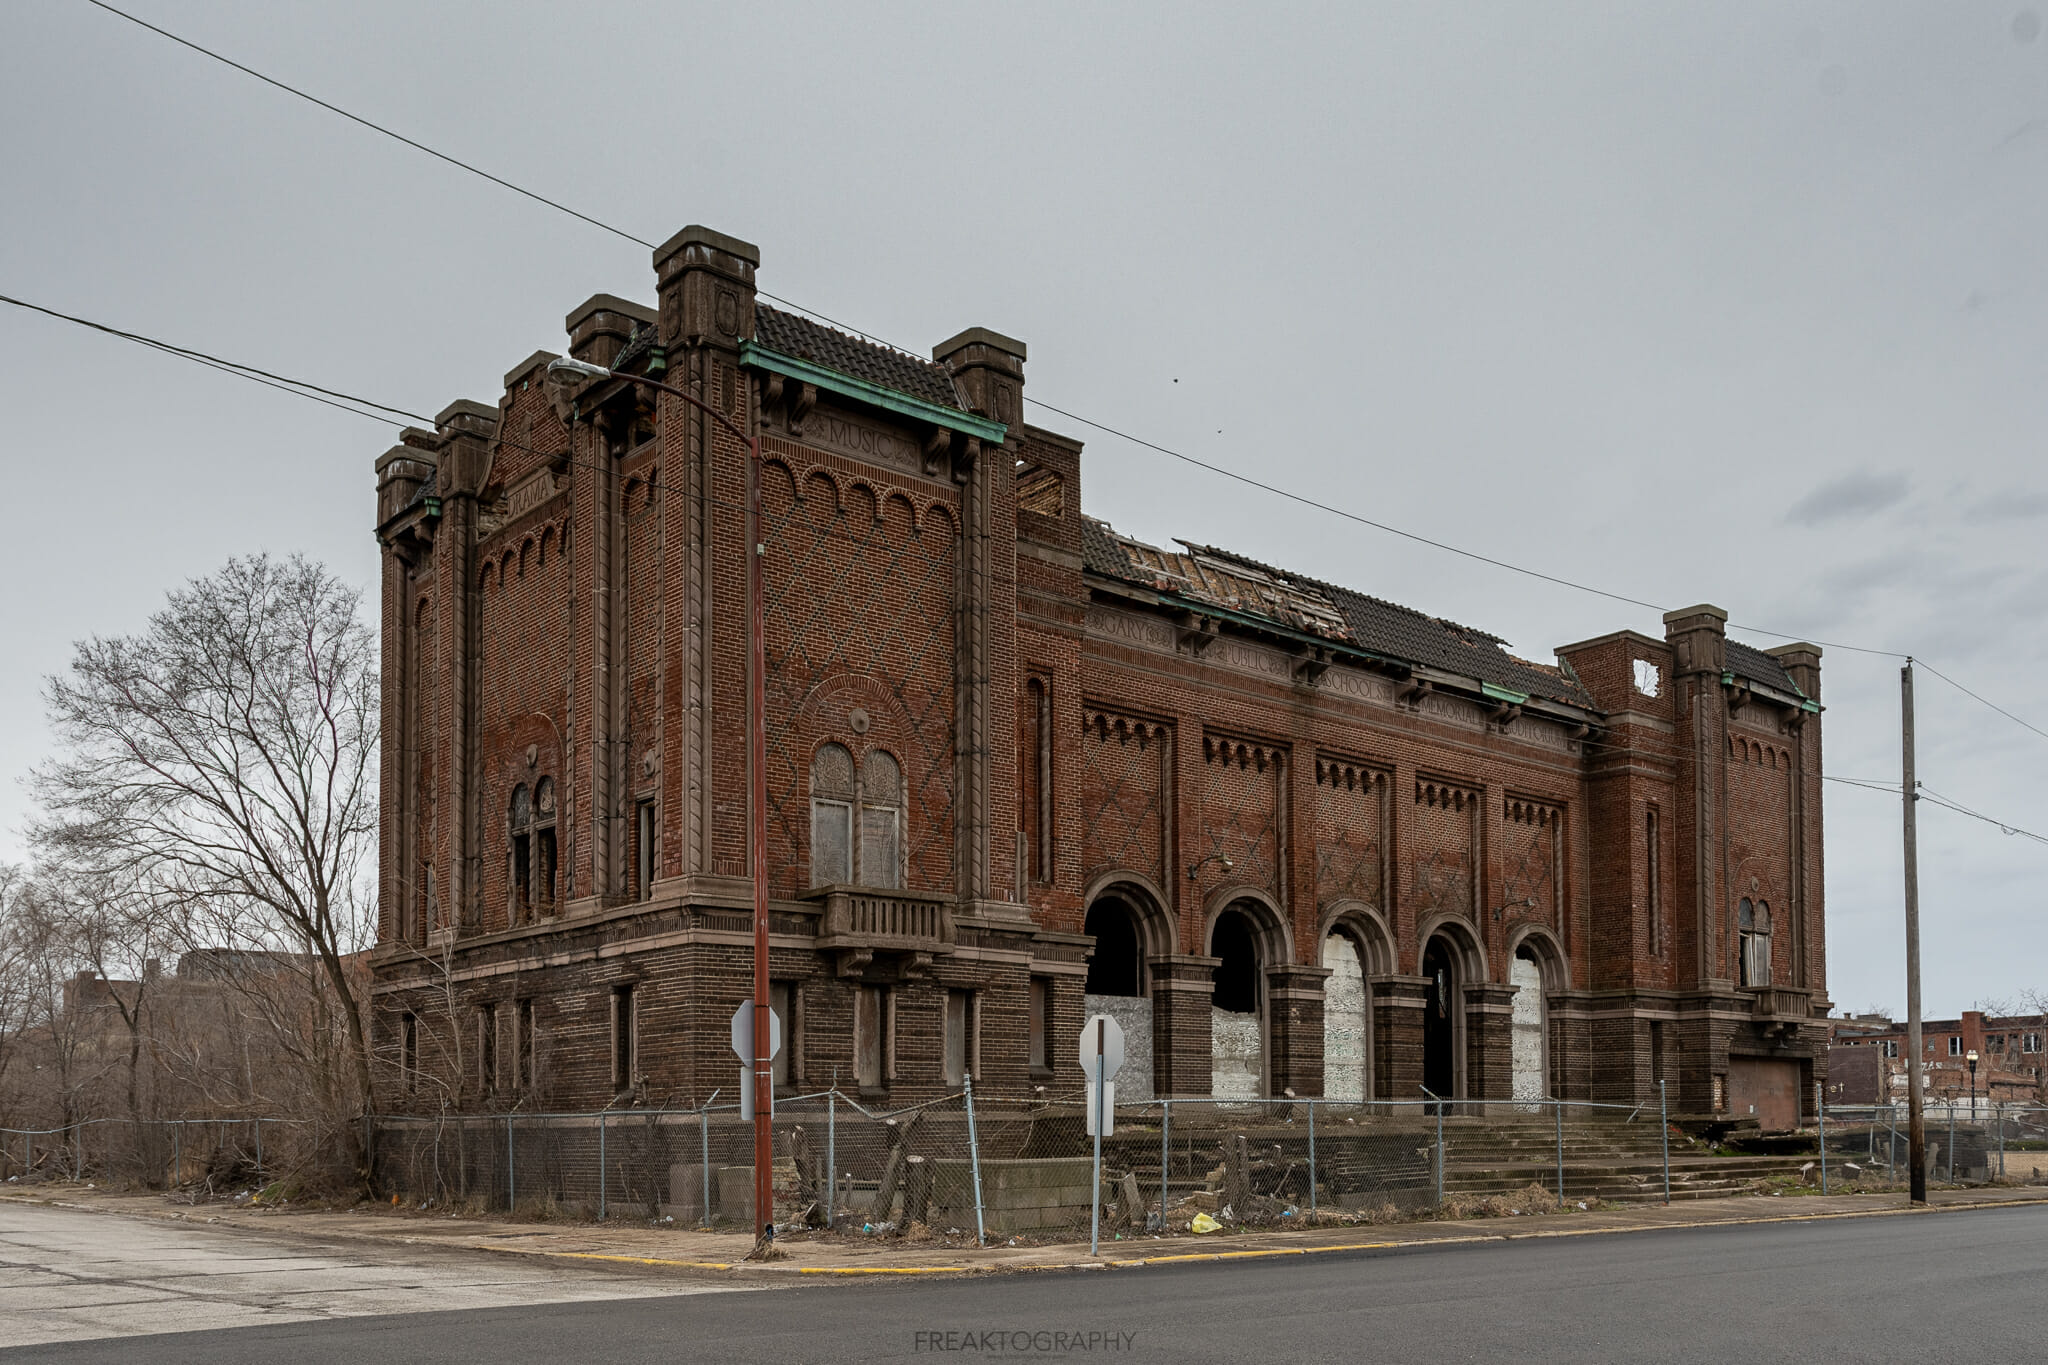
[365,1086,1707,1245]
[1820,1101,2048,1187]
[0,1116,314,1191]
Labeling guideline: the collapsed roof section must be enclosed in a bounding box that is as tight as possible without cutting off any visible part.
[1082,516,1598,710]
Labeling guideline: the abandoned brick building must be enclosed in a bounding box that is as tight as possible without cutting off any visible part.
[369,224,1832,1123]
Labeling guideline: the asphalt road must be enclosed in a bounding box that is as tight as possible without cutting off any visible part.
[9,1201,2047,1362]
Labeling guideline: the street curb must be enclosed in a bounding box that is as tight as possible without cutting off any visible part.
[483,1193,2048,1278]
[13,1187,2048,1281]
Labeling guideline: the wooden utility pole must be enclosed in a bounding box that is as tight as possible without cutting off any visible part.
[1902,660,1927,1204]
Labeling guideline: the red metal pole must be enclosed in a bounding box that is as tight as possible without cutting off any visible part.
[572,363,773,1244]
[748,428,772,1244]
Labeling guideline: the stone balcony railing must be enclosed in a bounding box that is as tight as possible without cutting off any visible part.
[805,884,956,976]
[1747,985,1814,1038]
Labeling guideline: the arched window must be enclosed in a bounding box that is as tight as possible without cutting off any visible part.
[809,744,905,889]
[509,778,559,923]
[1739,898,1772,987]
[859,750,903,890]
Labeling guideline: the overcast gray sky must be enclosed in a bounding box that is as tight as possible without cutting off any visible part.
[4,1,2045,1018]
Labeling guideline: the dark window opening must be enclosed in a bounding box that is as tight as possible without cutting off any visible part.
[479,1004,498,1098]
[1421,937,1457,1100]
[536,828,557,909]
[401,1012,418,1092]
[516,999,534,1091]
[1084,897,1143,997]
[770,982,795,1089]
[636,799,657,901]
[1210,908,1261,1015]
[1738,898,1772,987]
[511,833,532,919]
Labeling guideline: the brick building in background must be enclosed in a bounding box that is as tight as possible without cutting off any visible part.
[369,224,1831,1126]
[1828,1010,2046,1107]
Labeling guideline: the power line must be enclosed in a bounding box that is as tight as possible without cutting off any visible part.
[1916,659,2048,748]
[58,2,2048,745]
[77,0,911,356]
[76,0,1927,653]
[1823,774,2048,847]
[1918,784,2048,847]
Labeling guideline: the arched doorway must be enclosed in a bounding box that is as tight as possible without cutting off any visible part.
[1421,935,1461,1102]
[1510,948,1546,1108]
[1321,932,1368,1102]
[1210,903,1268,1100]
[1083,890,1157,1100]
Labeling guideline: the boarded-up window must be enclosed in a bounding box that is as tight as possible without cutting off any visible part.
[810,743,906,890]
[854,985,886,1089]
[611,985,636,1091]
[944,990,970,1085]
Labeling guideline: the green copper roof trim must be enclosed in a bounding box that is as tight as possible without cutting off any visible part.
[1481,681,1531,705]
[738,341,1007,443]
[1802,699,1821,713]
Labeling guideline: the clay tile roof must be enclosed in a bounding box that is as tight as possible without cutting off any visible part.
[1726,640,1803,697]
[613,323,658,372]
[753,306,963,411]
[1082,517,1596,708]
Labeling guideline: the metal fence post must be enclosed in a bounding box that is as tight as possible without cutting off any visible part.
[1816,1082,1827,1194]
[1659,1079,1670,1206]
[825,1090,837,1231]
[506,1115,515,1212]
[73,1124,82,1181]
[1159,1099,1171,1223]
[1997,1102,2005,1178]
[1554,1098,1564,1205]
[964,1075,987,1247]
[699,1101,712,1229]
[1307,1100,1317,1220]
[1948,1103,1956,1183]
[598,1113,607,1221]
[254,1118,263,1181]
[1435,1100,1445,1210]
[172,1121,180,1189]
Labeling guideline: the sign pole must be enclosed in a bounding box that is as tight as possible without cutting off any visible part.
[1090,1017,1105,1257]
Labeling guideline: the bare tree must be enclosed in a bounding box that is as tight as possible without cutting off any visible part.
[32,555,380,1159]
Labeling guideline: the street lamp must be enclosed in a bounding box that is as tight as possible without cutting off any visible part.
[1967,1049,1980,1121]
[548,354,776,1247]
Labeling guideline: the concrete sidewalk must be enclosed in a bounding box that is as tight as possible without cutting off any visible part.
[5,1181,2044,1281]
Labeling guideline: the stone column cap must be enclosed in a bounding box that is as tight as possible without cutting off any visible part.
[652,224,761,272]
[934,326,1028,362]
[435,399,501,433]
[564,294,656,334]
[1661,603,1728,627]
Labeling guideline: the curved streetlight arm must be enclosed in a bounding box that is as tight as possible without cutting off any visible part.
[545,350,771,1246]
[546,355,753,450]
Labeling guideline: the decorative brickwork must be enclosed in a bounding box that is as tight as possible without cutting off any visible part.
[369,230,1830,1121]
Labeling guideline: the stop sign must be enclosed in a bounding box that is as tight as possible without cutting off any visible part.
[1077,1013,1125,1081]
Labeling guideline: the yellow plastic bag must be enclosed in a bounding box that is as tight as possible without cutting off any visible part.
[1190,1212,1222,1234]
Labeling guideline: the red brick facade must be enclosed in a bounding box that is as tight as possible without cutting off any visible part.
[369,225,1832,1118]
